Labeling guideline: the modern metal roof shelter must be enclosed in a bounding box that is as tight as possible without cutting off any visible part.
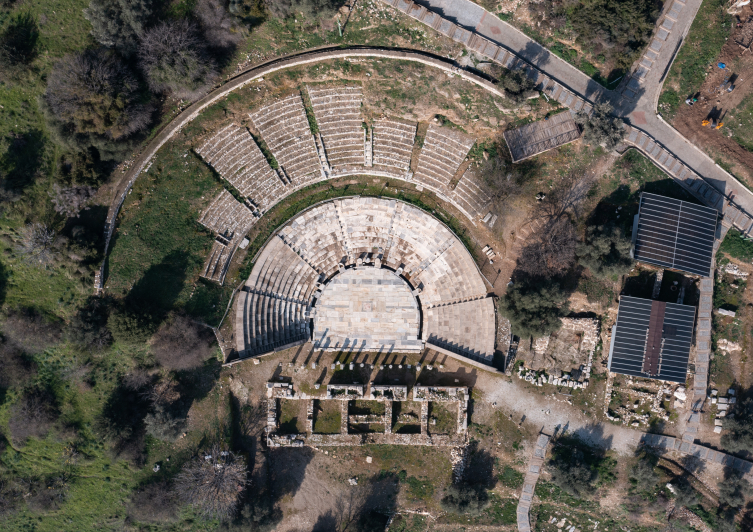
[608,296,696,384]
[633,192,718,277]
[503,111,581,163]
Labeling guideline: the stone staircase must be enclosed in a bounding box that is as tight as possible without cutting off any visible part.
[517,433,551,532]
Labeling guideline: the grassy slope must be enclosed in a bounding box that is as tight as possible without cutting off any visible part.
[658,0,732,118]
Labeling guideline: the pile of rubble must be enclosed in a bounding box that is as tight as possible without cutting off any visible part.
[605,379,674,426]
[721,262,749,280]
[517,366,589,389]
[711,388,737,434]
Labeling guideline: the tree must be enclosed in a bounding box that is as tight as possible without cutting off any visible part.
[576,224,633,279]
[497,68,537,104]
[263,0,344,20]
[1,11,39,66]
[549,445,593,498]
[499,278,567,338]
[196,0,244,49]
[575,102,625,150]
[722,396,753,454]
[718,471,751,509]
[517,217,576,277]
[139,20,218,101]
[16,223,57,266]
[44,49,153,151]
[84,0,153,56]
[671,476,698,509]
[440,483,490,516]
[629,450,659,494]
[151,313,216,370]
[173,445,248,520]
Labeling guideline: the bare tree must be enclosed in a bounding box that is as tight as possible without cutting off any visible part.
[173,444,247,520]
[517,216,576,277]
[45,49,153,142]
[17,223,57,266]
[151,313,216,371]
[138,20,218,101]
[49,184,95,218]
[195,0,244,49]
[84,0,153,55]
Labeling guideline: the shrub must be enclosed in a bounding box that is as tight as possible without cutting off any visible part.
[576,224,633,279]
[139,20,218,101]
[151,313,216,370]
[173,445,248,520]
[8,390,58,444]
[263,0,343,20]
[722,396,753,454]
[671,476,698,509]
[0,340,36,390]
[718,229,753,262]
[440,483,490,516]
[2,308,62,353]
[108,306,158,345]
[1,11,39,66]
[497,69,536,104]
[575,102,624,150]
[549,447,593,498]
[127,482,178,523]
[84,0,153,55]
[498,278,567,339]
[67,297,112,351]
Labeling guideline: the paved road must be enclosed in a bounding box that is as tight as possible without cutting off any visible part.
[416,0,753,218]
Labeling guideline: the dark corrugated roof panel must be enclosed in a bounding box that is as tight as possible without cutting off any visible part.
[609,296,695,384]
[634,193,717,277]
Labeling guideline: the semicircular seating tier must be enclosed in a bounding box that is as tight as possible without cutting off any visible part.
[235,198,496,366]
[194,87,499,285]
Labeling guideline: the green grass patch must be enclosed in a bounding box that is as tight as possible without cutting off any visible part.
[718,228,753,261]
[313,399,341,434]
[428,403,456,434]
[659,0,733,118]
[498,464,524,489]
[405,476,434,500]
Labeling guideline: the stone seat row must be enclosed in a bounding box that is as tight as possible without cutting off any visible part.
[245,237,321,304]
[249,94,323,184]
[425,297,496,362]
[308,85,365,172]
[197,125,288,212]
[417,244,488,307]
[413,124,476,192]
[238,290,310,355]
